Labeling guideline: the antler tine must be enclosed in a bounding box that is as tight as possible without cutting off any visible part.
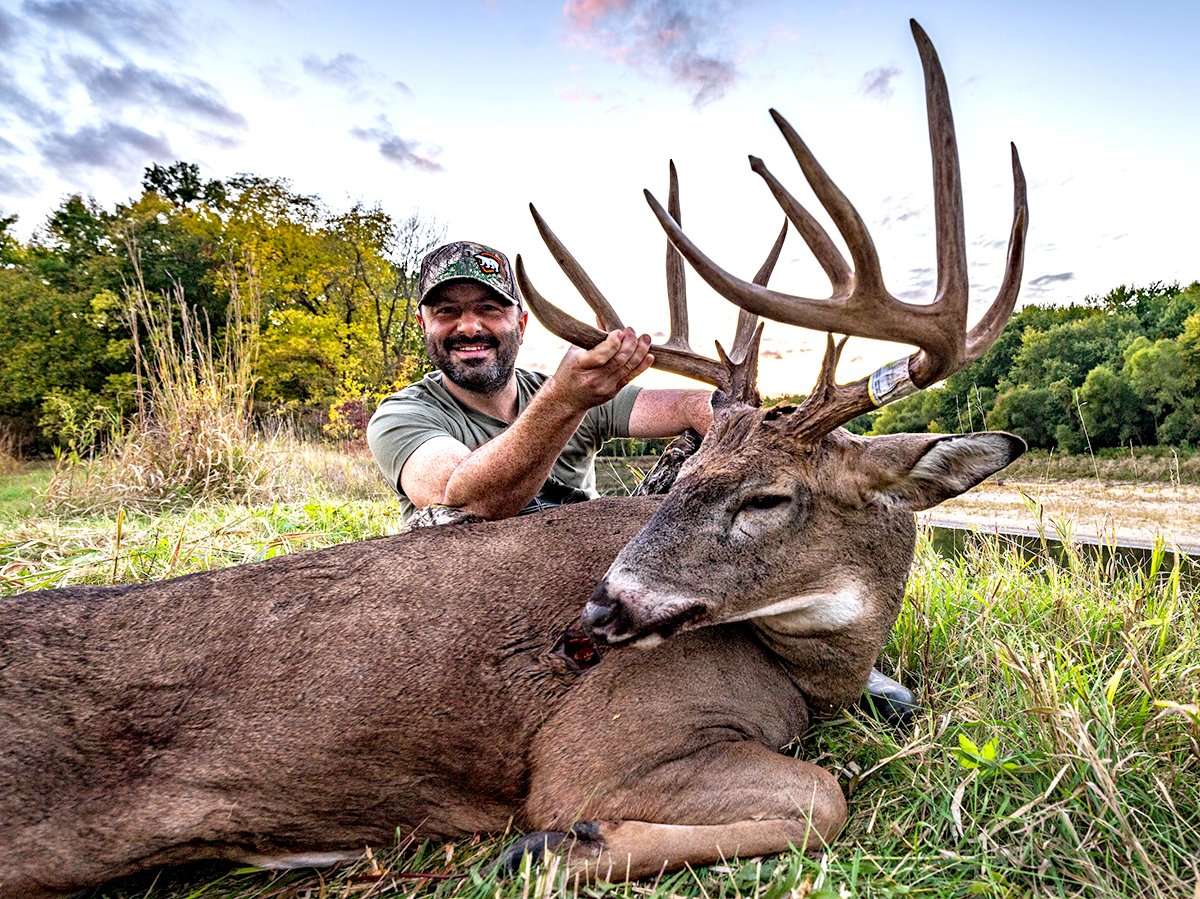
[731,217,787,363]
[748,156,850,291]
[528,204,624,332]
[911,19,968,319]
[766,109,888,299]
[965,143,1029,362]
[664,160,691,351]
[516,251,726,385]
[517,203,730,386]
[520,174,791,395]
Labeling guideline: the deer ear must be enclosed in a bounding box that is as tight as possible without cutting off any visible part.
[860,432,1026,511]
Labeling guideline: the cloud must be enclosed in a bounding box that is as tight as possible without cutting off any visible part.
[880,207,920,227]
[861,65,900,99]
[302,52,368,88]
[1029,272,1074,288]
[258,64,300,99]
[0,136,17,154]
[0,166,39,196]
[394,80,413,97]
[350,121,442,172]
[38,121,171,174]
[64,56,246,128]
[0,63,60,127]
[22,0,183,55]
[0,7,27,50]
[564,0,739,108]
[898,274,934,301]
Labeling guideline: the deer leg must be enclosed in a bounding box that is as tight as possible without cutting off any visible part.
[515,741,846,881]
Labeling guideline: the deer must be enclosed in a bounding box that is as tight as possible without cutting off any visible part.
[0,21,1028,896]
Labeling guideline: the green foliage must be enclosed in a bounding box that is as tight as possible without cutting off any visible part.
[862,281,1200,451]
[0,161,440,453]
[1078,364,1144,447]
[987,383,1067,449]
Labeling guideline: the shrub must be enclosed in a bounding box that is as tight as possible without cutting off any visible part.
[46,261,271,511]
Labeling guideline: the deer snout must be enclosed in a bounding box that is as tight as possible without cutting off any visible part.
[583,573,706,646]
[581,579,629,640]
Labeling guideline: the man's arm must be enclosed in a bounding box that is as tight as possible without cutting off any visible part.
[627,388,713,438]
[402,329,653,520]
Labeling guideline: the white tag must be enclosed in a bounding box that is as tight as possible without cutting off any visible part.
[867,356,918,407]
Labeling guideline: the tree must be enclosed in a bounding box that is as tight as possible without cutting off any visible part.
[1077,364,1145,447]
[988,383,1072,449]
[143,161,227,209]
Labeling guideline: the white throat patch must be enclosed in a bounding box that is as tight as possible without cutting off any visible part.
[724,583,865,635]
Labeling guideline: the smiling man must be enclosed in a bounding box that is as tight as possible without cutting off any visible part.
[367,241,713,523]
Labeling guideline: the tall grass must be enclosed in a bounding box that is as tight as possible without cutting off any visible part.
[43,259,379,512]
[0,425,22,475]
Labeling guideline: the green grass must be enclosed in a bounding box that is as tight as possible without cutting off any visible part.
[2,471,1197,899]
[0,462,52,519]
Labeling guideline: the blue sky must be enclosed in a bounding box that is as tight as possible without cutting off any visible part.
[2,0,1197,393]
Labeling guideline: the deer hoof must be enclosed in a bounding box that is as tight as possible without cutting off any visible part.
[496,822,603,875]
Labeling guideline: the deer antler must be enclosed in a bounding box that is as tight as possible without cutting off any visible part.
[515,162,788,405]
[644,19,1029,439]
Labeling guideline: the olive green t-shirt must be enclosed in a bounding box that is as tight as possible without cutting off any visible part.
[367,369,642,521]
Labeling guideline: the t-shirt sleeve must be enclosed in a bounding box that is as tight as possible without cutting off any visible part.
[366,398,459,497]
[582,383,643,448]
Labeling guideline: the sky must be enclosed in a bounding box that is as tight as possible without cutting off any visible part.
[1,0,1197,396]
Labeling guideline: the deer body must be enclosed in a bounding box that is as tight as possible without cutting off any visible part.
[2,487,911,894]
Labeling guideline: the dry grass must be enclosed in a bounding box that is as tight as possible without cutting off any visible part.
[935,480,1200,548]
[1005,447,1200,486]
[0,427,22,475]
[47,262,276,513]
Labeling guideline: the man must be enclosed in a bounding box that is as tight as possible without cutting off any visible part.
[367,241,713,523]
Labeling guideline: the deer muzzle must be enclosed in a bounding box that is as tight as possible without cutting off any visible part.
[583,574,706,646]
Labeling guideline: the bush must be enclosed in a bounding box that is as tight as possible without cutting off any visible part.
[46,264,271,511]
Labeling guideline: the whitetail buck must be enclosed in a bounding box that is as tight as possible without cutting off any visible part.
[0,21,1027,895]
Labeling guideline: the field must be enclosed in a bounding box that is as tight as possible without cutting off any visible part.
[1,455,1198,899]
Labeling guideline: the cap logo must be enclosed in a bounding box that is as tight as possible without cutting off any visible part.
[475,251,504,276]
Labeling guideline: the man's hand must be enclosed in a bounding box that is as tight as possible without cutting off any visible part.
[545,327,654,413]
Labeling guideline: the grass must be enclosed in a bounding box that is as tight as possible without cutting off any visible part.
[1003,447,1200,486]
[1,464,1197,898]
[0,462,51,519]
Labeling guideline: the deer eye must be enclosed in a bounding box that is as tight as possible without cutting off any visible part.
[738,493,791,515]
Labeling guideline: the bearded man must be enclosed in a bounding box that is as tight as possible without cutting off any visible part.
[367,241,713,523]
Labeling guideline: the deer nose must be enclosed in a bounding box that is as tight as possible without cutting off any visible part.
[581,582,622,637]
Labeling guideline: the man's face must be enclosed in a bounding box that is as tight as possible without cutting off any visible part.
[418,281,527,395]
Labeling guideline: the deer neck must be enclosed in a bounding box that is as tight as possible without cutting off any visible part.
[742,582,886,716]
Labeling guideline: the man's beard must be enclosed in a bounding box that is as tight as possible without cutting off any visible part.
[427,330,520,395]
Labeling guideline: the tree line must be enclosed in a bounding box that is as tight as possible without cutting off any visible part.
[1,161,1197,455]
[860,281,1200,450]
[0,161,440,453]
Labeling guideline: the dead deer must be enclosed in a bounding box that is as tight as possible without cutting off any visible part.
[0,21,1027,896]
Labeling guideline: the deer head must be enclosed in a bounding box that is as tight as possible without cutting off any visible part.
[518,22,1028,662]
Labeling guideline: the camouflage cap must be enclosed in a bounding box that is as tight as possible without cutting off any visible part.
[418,241,521,308]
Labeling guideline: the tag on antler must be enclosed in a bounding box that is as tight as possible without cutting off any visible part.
[867,356,919,407]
